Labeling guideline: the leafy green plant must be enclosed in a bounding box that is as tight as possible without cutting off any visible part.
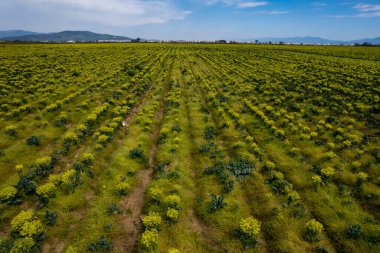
[140,229,158,250]
[304,219,323,242]
[209,194,227,213]
[88,236,112,252]
[0,186,17,203]
[142,212,162,230]
[26,136,41,146]
[347,224,361,239]
[237,217,261,248]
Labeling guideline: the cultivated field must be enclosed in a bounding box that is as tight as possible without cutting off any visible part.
[0,43,379,253]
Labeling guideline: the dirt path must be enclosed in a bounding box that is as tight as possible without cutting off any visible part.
[113,56,172,252]
[113,106,164,252]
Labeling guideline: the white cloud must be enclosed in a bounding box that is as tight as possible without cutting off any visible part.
[237,2,269,8]
[354,3,380,12]
[206,0,269,9]
[3,0,191,27]
[253,10,288,15]
[328,2,380,18]
[312,2,327,9]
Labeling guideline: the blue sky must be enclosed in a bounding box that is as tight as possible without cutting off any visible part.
[0,0,379,40]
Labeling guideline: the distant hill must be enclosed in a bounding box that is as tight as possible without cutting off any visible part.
[1,31,133,42]
[0,30,41,38]
[242,36,380,45]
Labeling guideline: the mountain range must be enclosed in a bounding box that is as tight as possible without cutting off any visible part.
[0,30,379,44]
[0,30,133,42]
[244,36,380,45]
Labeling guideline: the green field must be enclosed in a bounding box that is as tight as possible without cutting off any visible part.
[0,43,379,253]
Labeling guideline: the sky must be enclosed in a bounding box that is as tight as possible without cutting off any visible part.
[0,0,379,40]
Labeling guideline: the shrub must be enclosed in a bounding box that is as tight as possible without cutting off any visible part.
[106,203,122,215]
[34,157,52,171]
[226,158,255,179]
[209,194,227,213]
[43,211,58,226]
[140,229,158,250]
[311,175,322,188]
[10,237,35,253]
[48,174,61,186]
[129,148,145,159]
[347,224,361,239]
[149,186,163,202]
[168,248,180,253]
[321,167,335,180]
[165,194,181,209]
[86,114,97,125]
[54,112,68,126]
[19,219,45,238]
[204,126,218,140]
[11,210,45,239]
[351,161,361,172]
[80,153,95,167]
[76,124,88,136]
[63,131,79,144]
[357,172,368,185]
[61,169,79,192]
[264,161,276,170]
[0,186,17,203]
[166,208,179,223]
[305,219,323,242]
[37,182,56,199]
[289,147,300,157]
[238,217,261,247]
[15,164,24,174]
[5,125,17,136]
[142,212,162,230]
[287,190,300,204]
[26,136,41,146]
[88,236,112,252]
[324,151,335,160]
[115,182,130,196]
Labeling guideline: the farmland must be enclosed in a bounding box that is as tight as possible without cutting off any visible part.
[0,43,379,253]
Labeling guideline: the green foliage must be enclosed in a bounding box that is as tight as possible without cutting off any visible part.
[238,217,261,247]
[5,125,17,136]
[115,182,130,196]
[226,158,255,179]
[88,236,112,252]
[129,148,147,164]
[36,182,56,198]
[0,186,17,202]
[63,131,79,144]
[321,167,335,180]
[347,224,361,239]
[142,212,162,230]
[149,186,163,202]
[209,194,227,213]
[204,126,218,140]
[26,136,41,146]
[10,237,35,253]
[61,169,79,192]
[165,194,181,209]
[80,152,95,167]
[311,175,322,188]
[166,208,179,223]
[305,219,323,242]
[140,229,159,250]
[43,211,58,226]
[11,210,45,239]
